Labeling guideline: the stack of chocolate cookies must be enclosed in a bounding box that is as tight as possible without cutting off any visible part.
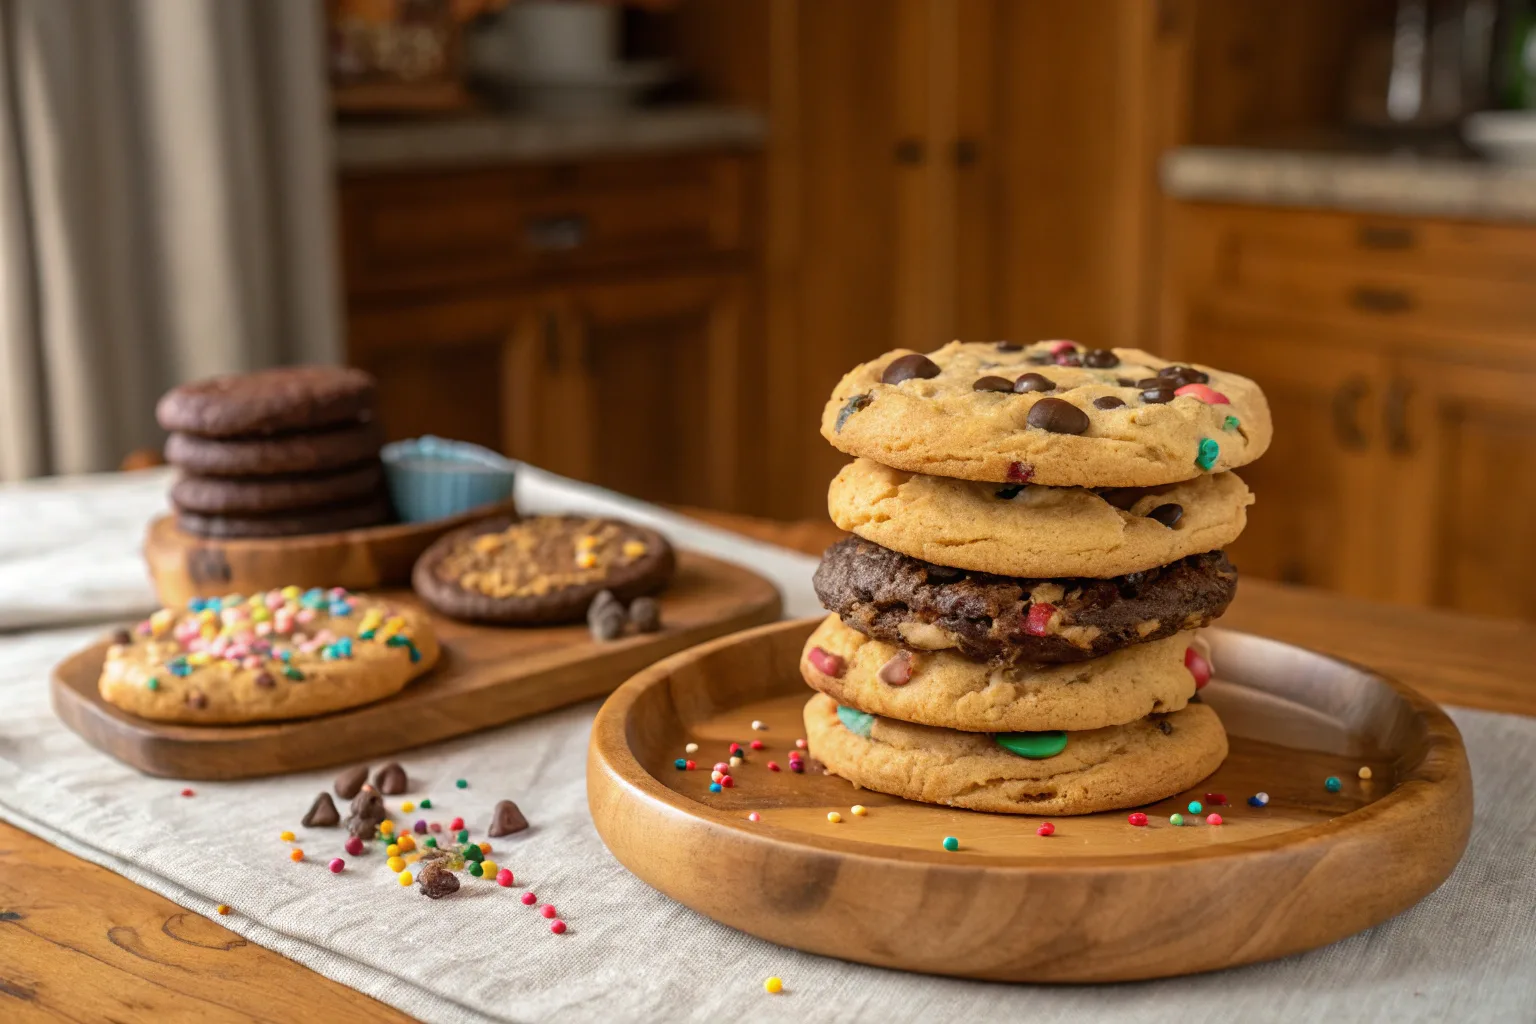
[158,366,393,539]
[800,340,1272,816]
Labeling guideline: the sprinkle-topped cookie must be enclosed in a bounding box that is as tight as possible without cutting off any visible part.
[99,587,439,723]
[412,515,675,624]
[819,341,1272,487]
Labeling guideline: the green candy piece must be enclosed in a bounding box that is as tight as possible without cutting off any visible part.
[836,706,875,738]
[424,837,437,848]
[419,798,432,809]
[463,843,483,862]
[1195,437,1219,471]
[456,829,469,844]
[1222,414,1240,431]
[994,731,1068,759]
[469,861,483,877]
[283,666,305,681]
[145,677,160,691]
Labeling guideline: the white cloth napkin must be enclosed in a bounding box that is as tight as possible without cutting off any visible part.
[0,469,1531,1024]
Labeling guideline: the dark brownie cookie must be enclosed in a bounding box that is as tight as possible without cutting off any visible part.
[413,515,675,625]
[176,495,392,539]
[157,366,376,438]
[171,463,385,515]
[813,536,1236,665]
[165,421,383,477]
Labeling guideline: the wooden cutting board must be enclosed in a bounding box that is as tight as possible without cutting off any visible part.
[51,551,780,780]
[587,618,1473,982]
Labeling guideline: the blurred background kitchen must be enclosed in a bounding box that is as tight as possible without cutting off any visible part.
[2,0,1534,623]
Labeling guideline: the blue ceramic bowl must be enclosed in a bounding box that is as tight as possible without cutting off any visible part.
[381,436,517,523]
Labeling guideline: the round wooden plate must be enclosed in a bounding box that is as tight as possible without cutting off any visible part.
[587,618,1473,982]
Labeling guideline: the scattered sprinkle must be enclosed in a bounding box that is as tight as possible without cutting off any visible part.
[1325,776,1342,793]
[942,836,959,852]
[710,783,722,793]
[180,788,195,797]
[851,804,867,817]
[1204,793,1227,806]
[1036,823,1055,837]
[1249,792,1270,807]
[450,817,464,831]
[456,779,468,789]
[1358,766,1373,780]
[550,920,567,935]
[675,758,688,770]
[401,801,415,813]
[521,892,537,905]
[216,904,230,915]
[752,720,767,731]
[750,740,765,751]
[497,868,514,886]
[729,743,743,755]
[397,871,413,886]
[540,905,557,919]
[748,812,760,822]
[1187,801,1203,815]
[328,858,345,873]
[1170,814,1185,827]
[290,848,304,862]
[280,830,295,842]
[764,977,784,995]
[730,756,744,768]
[1127,812,1148,827]
[1206,813,1223,826]
[387,856,405,872]
[721,775,734,788]
[685,760,696,770]
[827,811,842,824]
[419,798,432,809]
[795,739,807,749]
[344,836,364,855]
[685,742,699,754]
[767,761,780,772]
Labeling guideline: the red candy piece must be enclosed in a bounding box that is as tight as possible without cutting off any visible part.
[1127,812,1148,827]
[1204,792,1227,806]
[1047,340,1076,355]
[685,760,696,770]
[1185,647,1212,689]
[521,892,537,906]
[767,761,781,771]
[729,743,743,755]
[750,739,765,750]
[449,817,464,831]
[714,762,730,773]
[720,775,734,788]
[1174,383,1229,405]
[1024,603,1056,637]
[540,905,557,919]
[344,836,364,856]
[807,646,846,678]
[180,788,195,797]
[550,920,567,934]
[1006,461,1035,484]
[1206,813,1224,826]
[1036,823,1055,837]
[496,868,514,887]
[877,651,913,686]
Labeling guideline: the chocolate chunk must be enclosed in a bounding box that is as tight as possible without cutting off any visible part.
[628,596,662,633]
[254,671,275,689]
[994,341,1023,351]
[1135,378,1164,389]
[1013,372,1055,394]
[1158,364,1209,385]
[995,484,1024,499]
[881,353,941,385]
[1147,503,1184,528]
[488,799,530,837]
[973,375,1014,392]
[834,392,872,432]
[1083,348,1119,368]
[346,788,386,839]
[334,764,370,799]
[417,861,460,899]
[590,589,620,615]
[186,691,207,710]
[1116,376,1137,387]
[1093,396,1125,410]
[373,762,408,795]
[1140,387,1176,405]
[302,792,340,828]
[1026,397,1090,435]
[1158,718,1175,735]
[589,603,625,641]
[111,628,132,647]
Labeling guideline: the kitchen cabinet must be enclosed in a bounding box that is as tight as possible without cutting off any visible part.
[1166,202,1536,620]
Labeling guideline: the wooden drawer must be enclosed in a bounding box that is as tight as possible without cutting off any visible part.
[341,153,747,296]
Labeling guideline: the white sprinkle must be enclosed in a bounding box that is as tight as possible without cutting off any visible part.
[729,756,743,768]
[1358,766,1373,780]
[751,720,767,731]
[684,742,698,754]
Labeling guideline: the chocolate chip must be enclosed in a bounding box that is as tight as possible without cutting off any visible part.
[1026,352,1054,365]
[111,628,132,646]
[628,596,661,633]
[346,788,386,838]
[877,651,914,685]
[254,671,275,689]
[488,799,530,837]
[995,484,1024,499]
[302,791,340,828]
[1013,372,1055,394]
[589,603,625,641]
[1116,377,1137,387]
[1093,396,1125,410]
[186,691,207,710]
[1135,378,1164,389]
[1083,348,1119,368]
[881,353,941,385]
[334,765,370,799]
[1141,388,1176,404]
[417,861,460,899]
[1158,719,1175,735]
[1158,364,1208,384]
[373,762,408,795]
[1026,397,1090,435]
[834,392,871,432]
[1147,503,1184,528]
[973,375,1014,392]
[994,340,1023,351]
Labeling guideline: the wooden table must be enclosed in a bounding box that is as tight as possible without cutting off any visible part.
[3,510,1533,1022]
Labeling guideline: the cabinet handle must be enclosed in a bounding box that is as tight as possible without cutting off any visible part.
[1349,285,1414,314]
[893,139,925,165]
[1357,224,1415,249]
[1384,377,1412,455]
[1332,377,1370,451]
[524,214,587,253]
[953,138,980,167]
[542,311,561,373]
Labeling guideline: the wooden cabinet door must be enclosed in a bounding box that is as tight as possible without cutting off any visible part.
[536,274,746,511]
[1388,355,1536,619]
[1187,318,1396,599]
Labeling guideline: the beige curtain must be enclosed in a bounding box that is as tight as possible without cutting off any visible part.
[0,0,340,480]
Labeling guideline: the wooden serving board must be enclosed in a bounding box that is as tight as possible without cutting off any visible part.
[143,502,520,607]
[52,552,780,780]
[588,618,1473,982]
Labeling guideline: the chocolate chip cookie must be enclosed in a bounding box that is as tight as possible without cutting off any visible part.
[412,515,675,624]
[813,536,1237,665]
[157,365,376,438]
[820,340,1271,487]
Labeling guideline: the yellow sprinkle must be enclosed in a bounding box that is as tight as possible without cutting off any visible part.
[398,871,413,886]
[1358,766,1373,780]
[397,835,415,852]
[252,606,271,622]
[379,820,394,834]
[281,586,300,599]
[279,830,295,842]
[622,540,647,558]
[386,844,400,857]
[851,805,867,816]
[827,811,842,824]
[401,801,415,813]
[385,616,405,631]
[576,534,599,550]
[480,859,498,878]
[216,904,231,916]
[575,550,598,569]
[186,651,212,666]
[387,856,405,872]
[198,624,217,640]
[764,976,783,994]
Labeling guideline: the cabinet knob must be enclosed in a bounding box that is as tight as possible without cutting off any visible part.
[953,138,980,167]
[893,139,925,165]
[1332,377,1370,451]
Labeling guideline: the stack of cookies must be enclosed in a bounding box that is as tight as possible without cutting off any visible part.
[158,366,394,538]
[800,340,1272,816]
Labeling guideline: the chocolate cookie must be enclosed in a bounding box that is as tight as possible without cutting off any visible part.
[813,536,1236,665]
[157,365,376,438]
[165,420,383,477]
[176,495,392,539]
[413,515,675,624]
[171,463,385,515]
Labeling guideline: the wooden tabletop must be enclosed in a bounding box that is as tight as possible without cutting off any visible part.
[3,509,1532,1023]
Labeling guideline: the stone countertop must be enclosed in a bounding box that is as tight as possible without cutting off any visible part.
[334,105,766,173]
[1162,145,1536,224]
